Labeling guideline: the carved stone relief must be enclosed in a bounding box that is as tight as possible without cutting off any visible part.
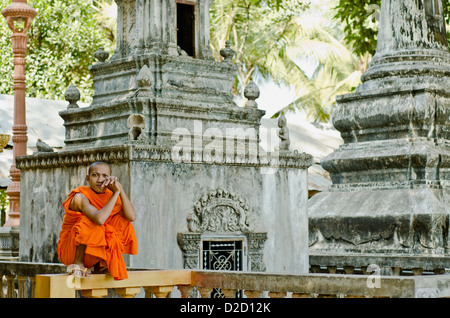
[178,188,267,271]
[127,114,146,141]
[187,188,254,234]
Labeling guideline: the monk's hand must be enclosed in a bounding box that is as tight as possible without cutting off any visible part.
[103,176,122,193]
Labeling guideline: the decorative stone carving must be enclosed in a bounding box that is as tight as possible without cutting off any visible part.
[244,81,260,108]
[178,188,267,272]
[276,115,290,151]
[136,65,153,97]
[198,44,215,61]
[64,83,80,109]
[94,47,109,63]
[187,188,254,234]
[177,46,188,56]
[176,233,201,269]
[220,41,235,63]
[16,146,129,171]
[136,65,153,87]
[0,227,19,260]
[15,144,313,171]
[36,139,54,153]
[127,114,146,141]
[247,232,268,272]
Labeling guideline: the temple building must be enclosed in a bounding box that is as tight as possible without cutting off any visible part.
[7,0,313,279]
[1,0,450,300]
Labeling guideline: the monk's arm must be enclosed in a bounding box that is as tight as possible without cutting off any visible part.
[119,190,136,222]
[103,176,136,223]
[71,192,120,226]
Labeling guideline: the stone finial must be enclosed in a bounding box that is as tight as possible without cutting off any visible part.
[94,47,109,63]
[277,115,290,151]
[220,40,235,63]
[244,81,260,108]
[64,83,80,109]
[136,65,153,88]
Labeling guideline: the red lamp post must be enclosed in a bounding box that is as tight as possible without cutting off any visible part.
[1,0,37,227]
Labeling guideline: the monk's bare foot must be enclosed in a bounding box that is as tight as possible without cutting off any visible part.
[67,264,91,278]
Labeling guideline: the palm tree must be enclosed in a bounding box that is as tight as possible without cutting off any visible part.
[272,0,368,122]
[91,0,365,122]
[92,0,117,50]
[210,0,367,122]
[209,0,310,99]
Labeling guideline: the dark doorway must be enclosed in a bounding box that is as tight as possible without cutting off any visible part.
[176,3,195,57]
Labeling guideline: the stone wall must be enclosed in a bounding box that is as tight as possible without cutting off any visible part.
[16,145,312,274]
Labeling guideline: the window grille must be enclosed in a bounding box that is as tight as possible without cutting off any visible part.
[202,239,245,298]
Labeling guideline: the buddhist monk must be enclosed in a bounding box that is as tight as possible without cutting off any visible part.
[57,161,138,280]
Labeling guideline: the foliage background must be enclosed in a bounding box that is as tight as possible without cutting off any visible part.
[0,0,113,103]
[334,0,450,57]
[1,0,450,120]
[0,190,8,226]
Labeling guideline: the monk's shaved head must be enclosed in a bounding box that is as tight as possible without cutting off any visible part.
[88,161,111,175]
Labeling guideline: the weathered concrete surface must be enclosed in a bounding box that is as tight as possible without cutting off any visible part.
[130,161,309,273]
[309,253,450,274]
[310,188,450,254]
[360,0,450,90]
[191,270,450,298]
[17,165,90,263]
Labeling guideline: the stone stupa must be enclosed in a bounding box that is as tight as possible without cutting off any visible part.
[309,0,450,258]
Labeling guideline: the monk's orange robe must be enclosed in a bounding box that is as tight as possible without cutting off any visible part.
[57,186,138,280]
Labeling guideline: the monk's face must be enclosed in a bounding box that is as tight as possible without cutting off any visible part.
[86,163,111,193]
